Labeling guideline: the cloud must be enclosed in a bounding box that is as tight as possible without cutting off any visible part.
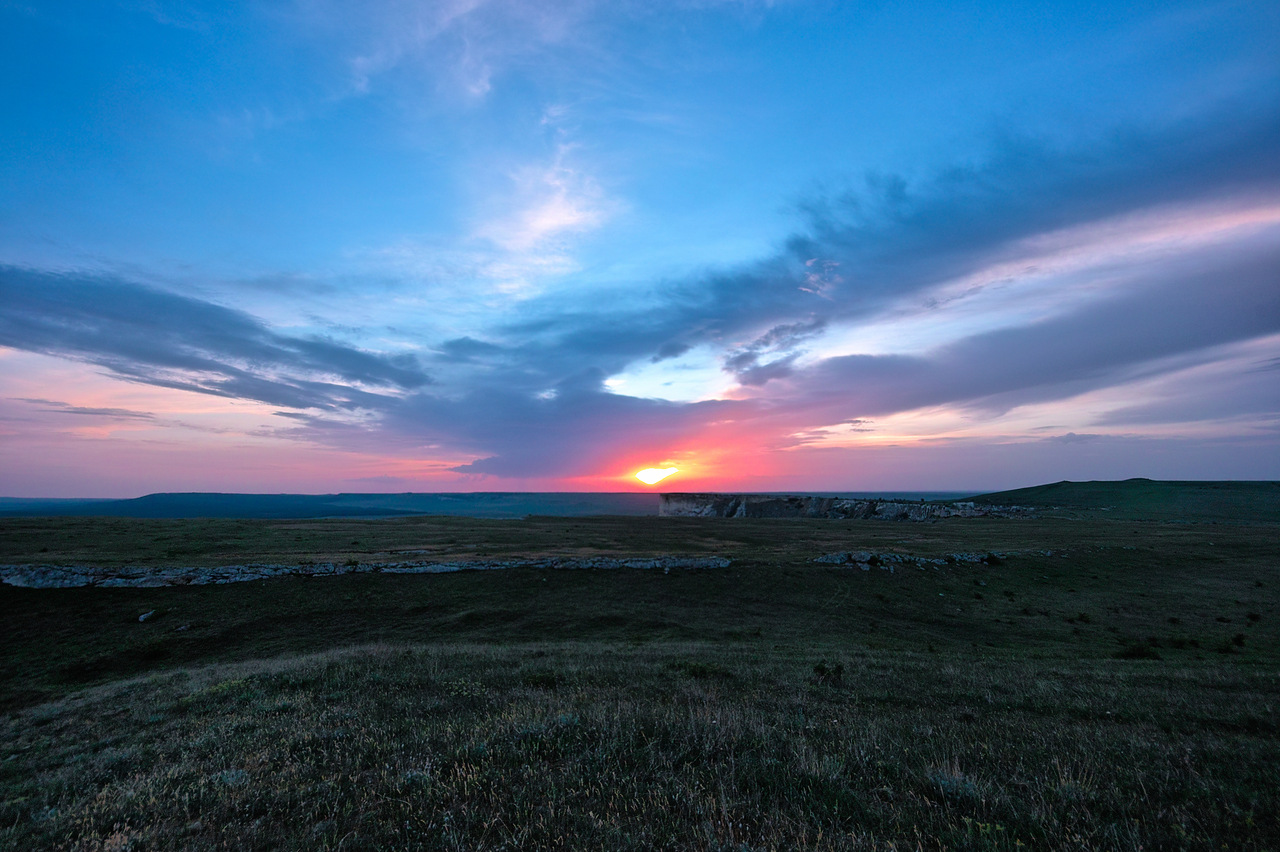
[477,146,610,253]
[722,318,826,385]
[467,103,1280,391]
[315,106,1280,476]
[0,266,430,412]
[383,107,1280,475]
[3,101,1277,481]
[414,388,749,478]
[768,235,1280,422]
[11,398,156,420]
[650,341,692,363]
[1093,338,1280,428]
[294,0,596,99]
[1045,432,1103,444]
[365,138,615,305]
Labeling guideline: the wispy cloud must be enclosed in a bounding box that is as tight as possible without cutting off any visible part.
[2,102,1277,481]
[293,0,596,100]
[0,267,430,412]
[363,136,615,305]
[10,398,156,420]
[396,106,1280,475]
[478,149,608,253]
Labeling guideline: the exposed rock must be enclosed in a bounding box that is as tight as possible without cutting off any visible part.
[813,550,1013,571]
[0,555,732,590]
[660,493,1034,520]
[814,550,872,564]
[138,610,156,623]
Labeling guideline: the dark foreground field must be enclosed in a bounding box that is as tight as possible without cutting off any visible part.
[2,490,1278,849]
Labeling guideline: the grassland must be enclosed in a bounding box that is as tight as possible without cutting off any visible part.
[1,486,1277,849]
[970,478,1280,523]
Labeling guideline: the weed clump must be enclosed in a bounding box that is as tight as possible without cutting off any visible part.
[666,660,731,680]
[520,669,561,690]
[1114,641,1162,660]
[812,660,844,686]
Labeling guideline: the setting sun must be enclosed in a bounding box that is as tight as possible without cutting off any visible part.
[635,467,678,485]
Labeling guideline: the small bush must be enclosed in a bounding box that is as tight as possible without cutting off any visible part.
[812,661,844,686]
[1115,643,1162,660]
[521,669,561,690]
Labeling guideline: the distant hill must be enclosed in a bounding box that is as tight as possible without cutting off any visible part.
[969,479,1280,522]
[7,483,1278,522]
[0,492,659,519]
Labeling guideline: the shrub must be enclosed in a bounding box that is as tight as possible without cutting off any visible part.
[812,661,844,686]
[1114,643,1162,660]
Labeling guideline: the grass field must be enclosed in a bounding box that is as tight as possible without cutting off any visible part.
[1,483,1278,849]
[970,478,1280,523]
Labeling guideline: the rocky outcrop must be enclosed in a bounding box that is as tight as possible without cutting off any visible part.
[813,549,1072,571]
[659,494,1033,520]
[813,550,1009,572]
[0,555,731,590]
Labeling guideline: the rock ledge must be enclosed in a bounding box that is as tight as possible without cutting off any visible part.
[660,494,1033,520]
[0,555,732,590]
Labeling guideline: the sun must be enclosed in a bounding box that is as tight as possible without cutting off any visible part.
[635,467,678,485]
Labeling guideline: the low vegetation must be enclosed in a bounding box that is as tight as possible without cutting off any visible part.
[969,478,1280,522]
[1,484,1277,848]
[5,644,1277,850]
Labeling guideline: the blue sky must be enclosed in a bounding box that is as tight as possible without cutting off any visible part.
[1,0,1278,496]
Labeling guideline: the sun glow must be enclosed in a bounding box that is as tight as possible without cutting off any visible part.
[635,467,678,485]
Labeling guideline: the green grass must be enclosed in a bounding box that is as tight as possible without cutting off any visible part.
[1,506,1278,848]
[970,478,1280,522]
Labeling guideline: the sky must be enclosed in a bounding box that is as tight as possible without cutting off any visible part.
[1,0,1278,497]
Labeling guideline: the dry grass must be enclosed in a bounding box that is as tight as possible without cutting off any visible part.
[1,509,1277,848]
[3,643,1277,850]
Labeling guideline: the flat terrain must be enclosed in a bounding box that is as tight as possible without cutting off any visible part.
[0,491,660,519]
[1,484,1277,849]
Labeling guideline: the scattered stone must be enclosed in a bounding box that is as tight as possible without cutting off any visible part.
[813,550,1014,571]
[1,555,732,590]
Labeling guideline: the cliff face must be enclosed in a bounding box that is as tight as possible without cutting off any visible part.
[658,494,1033,520]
